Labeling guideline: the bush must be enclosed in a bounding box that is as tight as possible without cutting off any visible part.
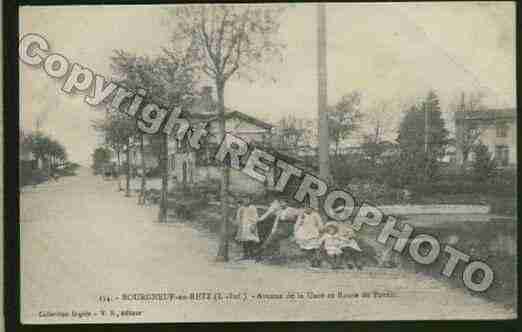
[489,168,517,186]
[145,165,161,178]
[56,162,80,177]
[332,155,382,185]
[402,221,516,309]
[472,142,497,182]
[331,154,415,189]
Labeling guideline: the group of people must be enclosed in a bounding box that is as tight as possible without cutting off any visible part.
[234,197,362,270]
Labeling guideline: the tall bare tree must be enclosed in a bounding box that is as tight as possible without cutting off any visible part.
[363,99,397,145]
[328,91,363,156]
[166,4,285,261]
[359,99,398,164]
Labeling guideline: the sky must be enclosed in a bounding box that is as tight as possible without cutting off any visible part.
[20,3,516,165]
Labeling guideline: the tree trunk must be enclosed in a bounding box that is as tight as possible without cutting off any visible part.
[117,150,122,191]
[216,81,230,262]
[158,133,169,223]
[182,156,188,191]
[139,134,147,205]
[125,139,131,197]
[317,3,331,183]
[460,148,471,172]
[46,156,52,178]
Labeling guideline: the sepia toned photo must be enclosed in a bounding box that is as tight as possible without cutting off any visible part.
[18,2,516,323]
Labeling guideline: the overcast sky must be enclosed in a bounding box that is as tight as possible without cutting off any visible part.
[20,3,516,165]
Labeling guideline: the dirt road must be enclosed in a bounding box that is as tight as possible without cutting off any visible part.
[20,168,515,323]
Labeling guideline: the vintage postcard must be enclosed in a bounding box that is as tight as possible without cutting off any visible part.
[19,2,516,323]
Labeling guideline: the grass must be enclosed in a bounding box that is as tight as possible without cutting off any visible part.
[155,179,516,309]
[397,220,517,310]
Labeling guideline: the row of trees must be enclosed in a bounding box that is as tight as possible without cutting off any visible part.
[278,89,497,187]
[276,90,363,156]
[92,5,286,262]
[397,90,499,184]
[20,130,68,172]
[91,146,112,174]
[91,5,498,261]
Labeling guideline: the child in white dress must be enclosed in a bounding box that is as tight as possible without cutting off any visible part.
[294,207,324,267]
[320,222,345,269]
[235,197,260,260]
[320,222,362,269]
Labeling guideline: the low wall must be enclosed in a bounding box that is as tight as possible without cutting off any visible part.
[378,204,490,215]
[401,214,512,227]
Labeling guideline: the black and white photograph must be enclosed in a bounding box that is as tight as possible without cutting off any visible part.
[17,2,516,323]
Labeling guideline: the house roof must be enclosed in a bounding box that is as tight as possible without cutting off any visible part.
[186,109,273,129]
[184,87,273,130]
[187,112,217,122]
[223,110,273,130]
[454,108,516,121]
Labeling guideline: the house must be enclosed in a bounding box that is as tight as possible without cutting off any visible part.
[19,131,43,170]
[167,86,277,194]
[127,87,314,194]
[20,144,36,164]
[441,145,456,164]
[129,136,159,172]
[113,137,159,177]
[455,108,517,168]
[20,139,39,171]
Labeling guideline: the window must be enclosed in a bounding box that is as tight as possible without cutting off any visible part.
[495,145,509,167]
[496,123,508,137]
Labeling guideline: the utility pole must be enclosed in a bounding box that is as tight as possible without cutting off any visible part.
[424,103,429,154]
[317,3,331,182]
[424,102,430,181]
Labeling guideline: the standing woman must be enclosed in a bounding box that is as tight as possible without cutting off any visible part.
[294,206,324,267]
[235,197,260,260]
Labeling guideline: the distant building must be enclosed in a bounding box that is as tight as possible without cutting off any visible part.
[20,144,36,163]
[441,145,456,164]
[20,140,39,170]
[167,86,278,194]
[129,136,159,172]
[455,108,517,168]
[19,131,41,170]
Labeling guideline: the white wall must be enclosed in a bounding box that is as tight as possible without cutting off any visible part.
[196,166,266,195]
[477,121,517,165]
